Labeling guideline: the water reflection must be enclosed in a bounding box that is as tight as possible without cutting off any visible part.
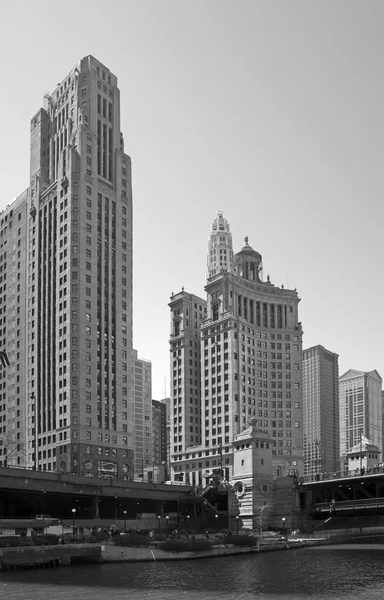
[1,545,384,600]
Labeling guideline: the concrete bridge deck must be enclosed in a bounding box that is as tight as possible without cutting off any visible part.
[0,466,192,501]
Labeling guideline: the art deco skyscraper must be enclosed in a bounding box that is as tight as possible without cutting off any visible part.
[302,345,339,478]
[1,56,134,479]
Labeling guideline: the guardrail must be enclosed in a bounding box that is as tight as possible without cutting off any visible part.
[315,496,384,512]
[300,464,384,484]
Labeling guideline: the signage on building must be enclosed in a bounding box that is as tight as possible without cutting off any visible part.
[97,460,118,479]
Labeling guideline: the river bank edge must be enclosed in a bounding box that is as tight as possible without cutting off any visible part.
[4,536,378,570]
[101,539,323,563]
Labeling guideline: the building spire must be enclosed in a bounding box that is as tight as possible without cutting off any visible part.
[206,211,233,280]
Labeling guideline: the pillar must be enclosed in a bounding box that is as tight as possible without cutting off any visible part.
[92,495,100,519]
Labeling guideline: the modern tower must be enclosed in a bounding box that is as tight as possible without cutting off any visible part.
[206,211,233,280]
[1,56,134,479]
[302,345,339,478]
[339,369,383,465]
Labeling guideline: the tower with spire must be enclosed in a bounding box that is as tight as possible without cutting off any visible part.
[169,216,304,489]
[207,211,233,280]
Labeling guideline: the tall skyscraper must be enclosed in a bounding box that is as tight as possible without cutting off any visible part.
[0,56,134,479]
[202,235,303,479]
[152,398,169,468]
[169,291,207,468]
[132,351,152,477]
[169,215,304,486]
[302,345,339,478]
[0,191,29,468]
[206,211,233,279]
[339,369,383,463]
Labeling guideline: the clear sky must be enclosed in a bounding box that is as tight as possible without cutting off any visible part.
[1,1,383,399]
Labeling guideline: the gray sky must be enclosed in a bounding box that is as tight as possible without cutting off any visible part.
[1,1,383,398]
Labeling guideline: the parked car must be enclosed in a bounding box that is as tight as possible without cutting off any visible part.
[33,515,55,520]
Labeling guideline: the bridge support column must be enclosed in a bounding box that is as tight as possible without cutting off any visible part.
[92,496,100,519]
[156,501,164,517]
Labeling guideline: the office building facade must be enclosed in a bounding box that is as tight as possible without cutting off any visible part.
[170,215,304,486]
[152,398,169,469]
[302,345,339,478]
[169,291,207,468]
[1,56,134,479]
[132,351,152,477]
[0,191,29,468]
[339,369,383,462]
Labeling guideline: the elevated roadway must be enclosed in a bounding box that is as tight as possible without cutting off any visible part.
[0,466,196,519]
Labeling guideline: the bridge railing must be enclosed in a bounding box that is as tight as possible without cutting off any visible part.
[0,465,192,490]
[300,464,384,484]
[315,496,384,512]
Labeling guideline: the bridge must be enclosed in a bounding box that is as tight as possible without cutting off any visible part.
[0,466,195,519]
[298,466,384,531]
[0,466,226,532]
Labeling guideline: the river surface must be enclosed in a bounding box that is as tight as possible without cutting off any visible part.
[1,544,384,600]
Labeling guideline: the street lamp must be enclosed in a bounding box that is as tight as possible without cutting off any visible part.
[215,514,218,530]
[187,514,190,533]
[72,508,76,539]
[236,515,239,535]
[282,517,286,539]
[165,515,169,537]
[123,510,127,533]
[157,515,161,537]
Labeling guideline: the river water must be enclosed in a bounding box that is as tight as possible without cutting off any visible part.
[1,544,384,600]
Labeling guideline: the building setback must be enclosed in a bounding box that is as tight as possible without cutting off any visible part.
[302,345,339,478]
[169,214,304,487]
[0,56,134,479]
[339,369,383,465]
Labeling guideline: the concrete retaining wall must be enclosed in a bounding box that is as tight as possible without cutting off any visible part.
[102,544,257,562]
[0,544,101,569]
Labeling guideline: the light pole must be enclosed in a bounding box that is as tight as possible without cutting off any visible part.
[187,515,190,533]
[72,508,76,539]
[157,515,161,537]
[165,515,169,537]
[236,515,239,535]
[123,510,127,533]
[215,514,218,531]
[282,517,286,540]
